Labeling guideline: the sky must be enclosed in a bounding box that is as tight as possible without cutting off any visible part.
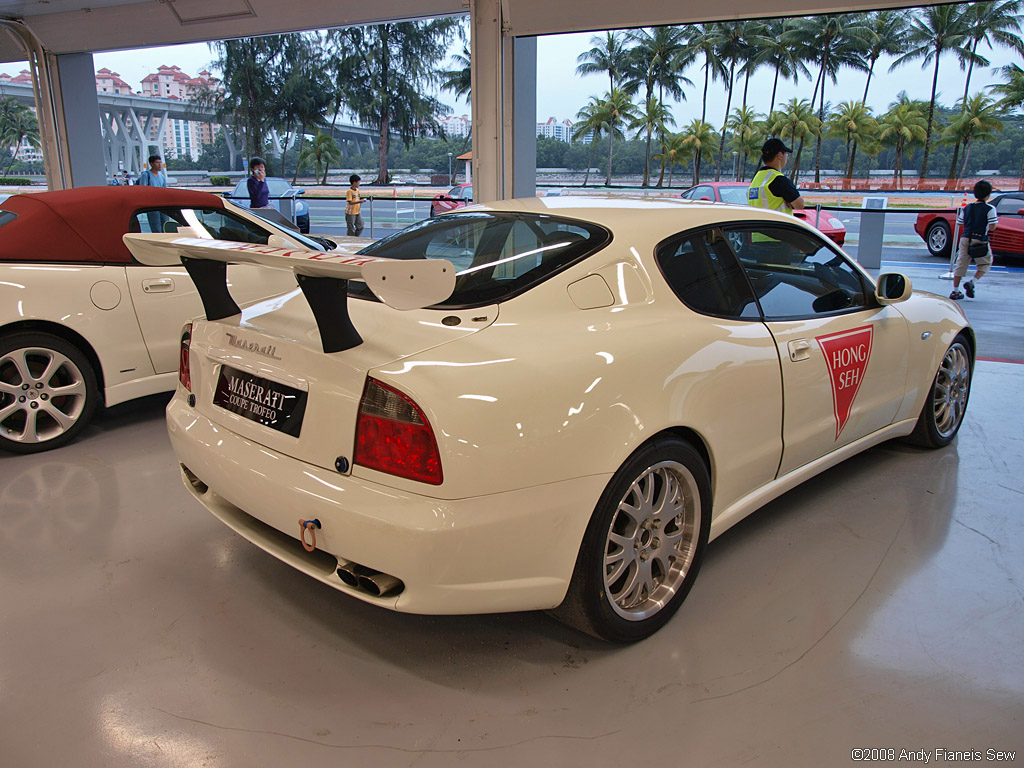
[4,28,1019,130]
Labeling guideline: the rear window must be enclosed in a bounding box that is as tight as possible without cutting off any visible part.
[0,210,17,229]
[355,212,610,307]
[718,186,749,205]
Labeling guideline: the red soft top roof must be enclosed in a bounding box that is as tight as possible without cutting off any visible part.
[0,186,224,264]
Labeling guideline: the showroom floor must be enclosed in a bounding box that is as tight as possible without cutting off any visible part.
[1,360,1021,767]
[3,256,1023,767]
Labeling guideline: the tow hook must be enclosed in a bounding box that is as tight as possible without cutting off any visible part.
[298,518,322,552]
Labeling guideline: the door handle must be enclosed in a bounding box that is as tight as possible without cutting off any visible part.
[788,339,811,362]
[142,278,174,293]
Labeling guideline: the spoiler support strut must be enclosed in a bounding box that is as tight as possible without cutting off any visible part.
[296,274,363,353]
[181,256,241,321]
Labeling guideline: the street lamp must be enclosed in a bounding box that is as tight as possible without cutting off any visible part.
[448,152,453,183]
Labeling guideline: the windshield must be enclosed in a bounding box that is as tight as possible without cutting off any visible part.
[243,207,328,250]
[355,212,610,307]
[719,186,749,205]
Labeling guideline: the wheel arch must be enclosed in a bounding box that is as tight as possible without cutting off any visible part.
[0,320,106,405]
[628,426,715,503]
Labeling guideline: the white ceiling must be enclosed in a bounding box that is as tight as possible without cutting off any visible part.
[1,0,949,65]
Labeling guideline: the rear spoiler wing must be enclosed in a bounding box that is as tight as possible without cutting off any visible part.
[124,235,455,353]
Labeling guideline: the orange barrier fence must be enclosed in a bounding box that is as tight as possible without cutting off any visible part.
[796,177,1023,192]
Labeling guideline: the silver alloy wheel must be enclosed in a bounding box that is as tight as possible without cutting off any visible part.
[603,460,702,621]
[927,223,949,254]
[932,342,971,439]
[0,346,89,445]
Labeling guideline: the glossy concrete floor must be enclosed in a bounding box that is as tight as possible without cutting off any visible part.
[1,363,1022,768]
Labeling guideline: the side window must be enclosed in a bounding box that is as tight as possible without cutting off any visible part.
[693,186,715,201]
[725,224,868,319]
[995,196,1023,215]
[189,209,271,245]
[656,228,760,319]
[130,208,189,234]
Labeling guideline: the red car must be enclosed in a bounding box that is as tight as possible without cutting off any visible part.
[915,191,1024,258]
[681,182,847,246]
[430,183,473,217]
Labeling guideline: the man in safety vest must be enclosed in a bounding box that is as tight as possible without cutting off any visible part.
[748,138,805,214]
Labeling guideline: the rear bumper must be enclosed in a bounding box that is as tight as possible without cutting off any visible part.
[166,396,607,614]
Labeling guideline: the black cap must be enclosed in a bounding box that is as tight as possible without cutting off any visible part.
[761,138,793,158]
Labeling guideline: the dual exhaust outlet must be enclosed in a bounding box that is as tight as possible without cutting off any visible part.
[337,561,404,598]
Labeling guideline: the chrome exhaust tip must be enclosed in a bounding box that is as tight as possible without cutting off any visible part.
[357,571,404,598]
[336,562,369,587]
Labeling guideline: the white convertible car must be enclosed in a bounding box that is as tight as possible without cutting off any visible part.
[0,186,360,453]
[126,197,973,642]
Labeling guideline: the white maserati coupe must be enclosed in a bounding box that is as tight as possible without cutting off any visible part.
[125,197,973,642]
[0,186,360,453]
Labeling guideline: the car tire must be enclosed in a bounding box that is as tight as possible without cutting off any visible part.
[552,437,711,642]
[925,221,952,258]
[905,335,973,449]
[0,332,99,454]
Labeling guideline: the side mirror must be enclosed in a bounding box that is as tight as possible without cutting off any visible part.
[700,196,712,201]
[296,188,306,196]
[1016,208,1024,216]
[875,272,912,304]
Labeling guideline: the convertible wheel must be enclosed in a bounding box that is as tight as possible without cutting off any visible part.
[0,333,99,454]
[925,221,952,258]
[906,335,972,448]
[553,437,711,642]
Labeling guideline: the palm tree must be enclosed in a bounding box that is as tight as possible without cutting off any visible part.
[628,96,675,187]
[679,119,718,185]
[712,21,760,180]
[861,11,910,106]
[576,32,631,94]
[726,106,761,181]
[943,94,1003,184]
[746,19,810,116]
[0,98,40,177]
[296,130,344,185]
[958,1,1024,110]
[878,96,928,188]
[783,14,872,183]
[653,131,688,187]
[990,63,1024,188]
[596,89,640,186]
[888,5,972,183]
[769,98,820,184]
[826,101,877,180]
[573,97,607,187]
[681,24,728,126]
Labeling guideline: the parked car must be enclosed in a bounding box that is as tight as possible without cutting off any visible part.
[681,181,847,246]
[227,177,310,233]
[0,186,364,453]
[915,191,1024,258]
[126,197,973,642]
[430,183,473,216]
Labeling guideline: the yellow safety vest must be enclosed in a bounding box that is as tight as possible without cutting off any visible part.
[747,168,793,214]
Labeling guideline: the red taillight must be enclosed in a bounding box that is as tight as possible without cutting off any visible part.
[179,323,192,392]
[354,378,442,485]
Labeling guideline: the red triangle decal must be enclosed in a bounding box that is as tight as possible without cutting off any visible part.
[815,326,874,440]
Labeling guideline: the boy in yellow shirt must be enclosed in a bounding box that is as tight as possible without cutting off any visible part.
[346,175,364,236]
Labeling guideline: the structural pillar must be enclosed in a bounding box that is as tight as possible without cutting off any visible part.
[470,0,537,203]
[53,53,107,187]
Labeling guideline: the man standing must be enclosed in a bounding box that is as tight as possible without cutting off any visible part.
[346,174,364,237]
[136,155,166,188]
[949,180,997,300]
[247,157,270,209]
[136,155,168,232]
[748,138,804,214]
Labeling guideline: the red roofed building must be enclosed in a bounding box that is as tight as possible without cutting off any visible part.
[95,68,134,95]
[139,65,222,161]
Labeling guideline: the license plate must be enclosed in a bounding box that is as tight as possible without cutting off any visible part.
[213,366,307,436]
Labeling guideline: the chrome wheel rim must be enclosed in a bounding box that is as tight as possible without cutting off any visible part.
[0,347,88,445]
[603,460,702,621]
[928,225,948,253]
[932,343,970,439]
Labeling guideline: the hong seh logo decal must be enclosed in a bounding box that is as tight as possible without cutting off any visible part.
[816,326,873,440]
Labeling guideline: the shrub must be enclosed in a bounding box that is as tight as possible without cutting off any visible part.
[0,177,32,185]
[209,175,231,186]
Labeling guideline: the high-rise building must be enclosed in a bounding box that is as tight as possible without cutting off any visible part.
[139,65,222,161]
[536,117,576,143]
